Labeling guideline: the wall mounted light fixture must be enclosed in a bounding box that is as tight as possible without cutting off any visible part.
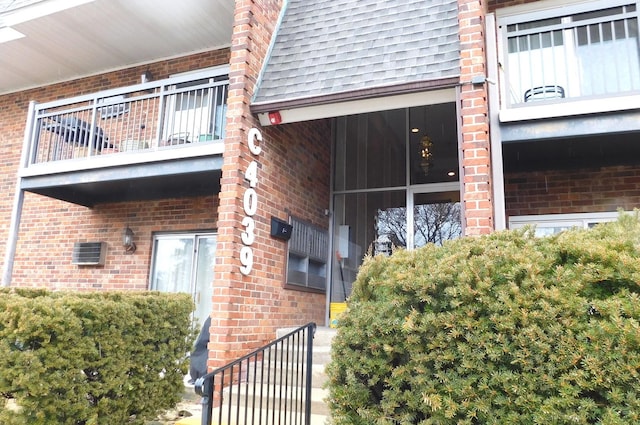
[123,227,136,253]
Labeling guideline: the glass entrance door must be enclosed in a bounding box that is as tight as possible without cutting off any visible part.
[150,233,217,327]
[331,102,461,304]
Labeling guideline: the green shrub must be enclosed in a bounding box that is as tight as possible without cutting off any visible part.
[0,290,194,425]
[327,213,640,424]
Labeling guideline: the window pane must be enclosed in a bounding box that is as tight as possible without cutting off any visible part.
[602,22,613,41]
[332,191,405,301]
[413,191,462,248]
[589,24,601,43]
[577,25,589,45]
[151,237,194,293]
[539,32,550,48]
[573,7,624,22]
[334,109,406,190]
[193,236,216,327]
[508,37,518,53]
[409,104,459,184]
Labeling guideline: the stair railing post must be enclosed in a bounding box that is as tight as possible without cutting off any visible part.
[305,323,316,425]
[195,375,213,425]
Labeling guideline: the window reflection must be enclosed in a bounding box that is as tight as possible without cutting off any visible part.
[413,191,462,248]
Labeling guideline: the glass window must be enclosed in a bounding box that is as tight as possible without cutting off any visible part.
[163,75,228,144]
[412,191,462,248]
[334,109,406,191]
[150,233,217,327]
[509,211,623,236]
[409,104,459,185]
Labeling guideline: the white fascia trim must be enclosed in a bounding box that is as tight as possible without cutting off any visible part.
[499,94,640,123]
[495,0,616,19]
[257,88,457,126]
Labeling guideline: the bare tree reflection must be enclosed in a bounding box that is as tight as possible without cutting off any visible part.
[414,202,461,246]
[375,202,461,253]
[375,207,408,250]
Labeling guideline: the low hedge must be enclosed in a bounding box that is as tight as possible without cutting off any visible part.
[327,213,640,424]
[0,290,194,425]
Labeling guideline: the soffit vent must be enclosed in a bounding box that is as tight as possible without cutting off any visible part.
[72,242,107,265]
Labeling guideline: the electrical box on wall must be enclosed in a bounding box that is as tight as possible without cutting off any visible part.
[270,216,293,241]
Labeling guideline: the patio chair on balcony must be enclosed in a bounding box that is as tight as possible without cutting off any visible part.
[44,116,112,151]
[524,85,565,102]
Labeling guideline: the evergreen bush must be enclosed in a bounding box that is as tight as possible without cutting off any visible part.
[0,290,194,425]
[327,213,640,424]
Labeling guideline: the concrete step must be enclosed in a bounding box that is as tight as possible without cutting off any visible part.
[245,359,328,389]
[219,384,329,416]
[276,326,336,349]
[273,326,335,366]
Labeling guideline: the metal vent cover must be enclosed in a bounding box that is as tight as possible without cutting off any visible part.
[72,242,107,265]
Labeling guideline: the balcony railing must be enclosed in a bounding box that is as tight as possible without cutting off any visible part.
[500,1,640,108]
[24,70,228,168]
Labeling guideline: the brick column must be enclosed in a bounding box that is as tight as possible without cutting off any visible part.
[207,0,284,369]
[458,0,494,235]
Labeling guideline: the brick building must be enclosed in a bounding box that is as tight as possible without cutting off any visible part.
[0,0,638,369]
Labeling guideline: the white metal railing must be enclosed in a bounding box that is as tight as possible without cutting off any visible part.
[25,70,228,166]
[500,0,640,107]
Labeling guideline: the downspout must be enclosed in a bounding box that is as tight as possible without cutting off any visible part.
[486,13,506,230]
[455,86,466,236]
[2,100,36,287]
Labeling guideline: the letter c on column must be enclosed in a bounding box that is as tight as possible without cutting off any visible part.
[248,128,262,155]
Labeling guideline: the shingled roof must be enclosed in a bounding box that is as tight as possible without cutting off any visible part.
[251,0,460,113]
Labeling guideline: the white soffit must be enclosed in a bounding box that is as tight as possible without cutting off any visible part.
[0,0,234,95]
[1,0,96,26]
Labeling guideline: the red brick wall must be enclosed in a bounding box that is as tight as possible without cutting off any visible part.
[458,0,494,235]
[0,49,230,289]
[11,195,219,289]
[209,0,330,367]
[505,165,640,218]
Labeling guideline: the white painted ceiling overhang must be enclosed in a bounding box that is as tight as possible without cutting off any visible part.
[0,0,235,95]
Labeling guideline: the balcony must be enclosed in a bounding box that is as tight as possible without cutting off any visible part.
[497,0,640,133]
[19,68,228,206]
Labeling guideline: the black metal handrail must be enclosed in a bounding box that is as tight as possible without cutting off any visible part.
[195,323,316,425]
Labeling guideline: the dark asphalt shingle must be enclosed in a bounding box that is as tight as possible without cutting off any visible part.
[252,0,460,107]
